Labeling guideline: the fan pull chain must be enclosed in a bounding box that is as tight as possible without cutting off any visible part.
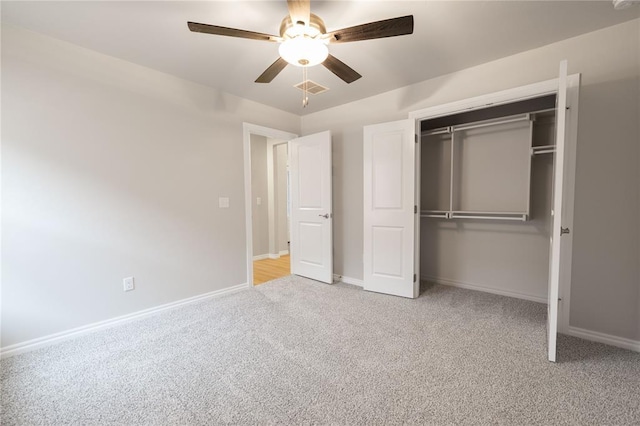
[302,66,309,108]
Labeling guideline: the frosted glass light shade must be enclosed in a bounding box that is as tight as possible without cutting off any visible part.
[279,37,328,67]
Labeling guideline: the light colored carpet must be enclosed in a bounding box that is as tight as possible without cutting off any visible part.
[2,276,639,425]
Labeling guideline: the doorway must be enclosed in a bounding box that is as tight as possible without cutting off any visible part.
[243,123,298,286]
[250,135,290,285]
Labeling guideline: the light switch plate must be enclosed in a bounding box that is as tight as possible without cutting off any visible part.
[219,197,230,208]
[257,197,262,206]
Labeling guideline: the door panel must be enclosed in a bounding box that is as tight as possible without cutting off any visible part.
[363,120,417,298]
[289,131,333,284]
[547,60,569,362]
[298,144,323,208]
[372,226,405,278]
[298,222,324,265]
[373,133,405,209]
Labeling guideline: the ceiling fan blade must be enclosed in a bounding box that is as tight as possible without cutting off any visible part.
[287,0,311,26]
[328,15,414,43]
[255,57,289,83]
[322,54,361,84]
[187,22,279,42]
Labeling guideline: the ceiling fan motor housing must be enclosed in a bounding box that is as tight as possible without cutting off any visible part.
[279,13,327,38]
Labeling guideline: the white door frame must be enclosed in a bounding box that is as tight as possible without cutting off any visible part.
[243,123,298,287]
[408,74,580,333]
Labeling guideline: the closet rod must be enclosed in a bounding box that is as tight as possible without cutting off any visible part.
[451,210,528,215]
[449,213,527,221]
[452,113,530,132]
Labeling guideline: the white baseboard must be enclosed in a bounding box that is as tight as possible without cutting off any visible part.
[333,274,364,287]
[254,251,288,261]
[566,326,640,353]
[424,276,639,353]
[422,275,547,304]
[0,283,250,359]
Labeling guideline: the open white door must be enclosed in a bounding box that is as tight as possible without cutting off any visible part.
[548,60,570,362]
[363,120,418,298]
[289,131,333,284]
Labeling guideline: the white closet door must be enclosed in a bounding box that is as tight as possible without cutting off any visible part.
[289,131,333,284]
[547,60,569,362]
[363,120,418,298]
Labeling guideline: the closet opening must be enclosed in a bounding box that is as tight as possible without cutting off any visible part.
[365,65,578,360]
[418,93,559,304]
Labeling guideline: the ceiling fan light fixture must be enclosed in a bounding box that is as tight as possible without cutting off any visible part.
[279,36,329,67]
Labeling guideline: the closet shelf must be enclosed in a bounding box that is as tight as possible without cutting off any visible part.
[421,210,528,221]
[450,212,528,221]
[453,113,530,132]
[421,113,532,137]
[420,210,449,218]
[531,145,555,155]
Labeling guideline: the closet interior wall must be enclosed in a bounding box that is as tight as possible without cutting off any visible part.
[420,105,557,302]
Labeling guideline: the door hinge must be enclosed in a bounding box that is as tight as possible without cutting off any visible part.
[560,227,570,236]
[414,205,417,214]
[413,274,417,283]
[414,134,418,143]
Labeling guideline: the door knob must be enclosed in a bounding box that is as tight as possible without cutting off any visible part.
[319,213,330,219]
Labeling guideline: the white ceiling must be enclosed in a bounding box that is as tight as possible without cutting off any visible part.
[2,1,638,115]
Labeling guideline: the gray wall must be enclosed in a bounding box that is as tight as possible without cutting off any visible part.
[301,19,640,341]
[275,143,289,253]
[1,25,299,347]
[250,135,269,257]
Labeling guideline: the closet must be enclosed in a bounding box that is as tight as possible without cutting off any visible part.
[419,95,557,301]
[362,61,578,362]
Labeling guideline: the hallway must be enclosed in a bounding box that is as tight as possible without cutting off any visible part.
[253,255,290,285]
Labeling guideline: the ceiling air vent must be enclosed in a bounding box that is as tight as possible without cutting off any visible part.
[294,80,329,95]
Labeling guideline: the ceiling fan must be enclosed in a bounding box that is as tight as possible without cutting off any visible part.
[187,0,414,85]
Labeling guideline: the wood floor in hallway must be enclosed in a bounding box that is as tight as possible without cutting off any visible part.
[253,255,290,285]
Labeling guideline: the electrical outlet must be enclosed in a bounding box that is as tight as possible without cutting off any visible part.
[123,276,135,292]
